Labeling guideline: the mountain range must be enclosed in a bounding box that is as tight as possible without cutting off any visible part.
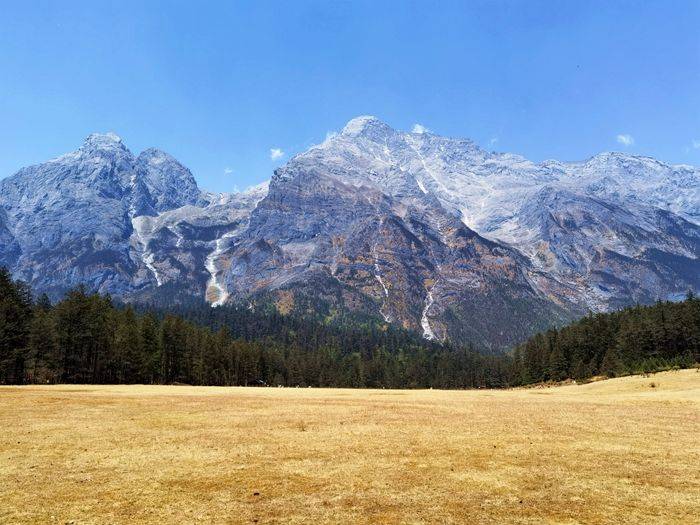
[1,117,698,348]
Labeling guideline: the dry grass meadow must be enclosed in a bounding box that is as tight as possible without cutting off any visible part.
[1,369,699,524]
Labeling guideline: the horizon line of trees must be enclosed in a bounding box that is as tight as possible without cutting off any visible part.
[0,268,510,388]
[1,267,698,388]
[511,292,699,384]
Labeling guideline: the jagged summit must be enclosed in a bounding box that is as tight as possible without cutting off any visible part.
[340,115,395,139]
[80,132,127,152]
[137,147,177,163]
[136,146,202,212]
[85,131,123,142]
[341,115,379,132]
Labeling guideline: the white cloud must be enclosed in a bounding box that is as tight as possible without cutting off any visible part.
[616,134,635,147]
[223,167,233,175]
[270,148,284,160]
[412,123,431,134]
[489,137,499,146]
[692,139,700,149]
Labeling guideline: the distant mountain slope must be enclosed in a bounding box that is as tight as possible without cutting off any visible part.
[0,118,697,347]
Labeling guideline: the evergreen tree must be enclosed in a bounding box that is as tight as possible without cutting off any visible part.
[27,307,59,383]
[113,307,143,383]
[139,313,162,383]
[0,268,32,383]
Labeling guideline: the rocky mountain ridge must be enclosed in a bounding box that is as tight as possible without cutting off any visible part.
[1,118,697,347]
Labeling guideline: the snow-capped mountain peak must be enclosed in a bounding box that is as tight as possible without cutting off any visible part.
[80,132,127,153]
[0,122,697,347]
[340,115,394,139]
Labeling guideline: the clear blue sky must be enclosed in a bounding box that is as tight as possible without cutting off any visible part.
[1,1,699,192]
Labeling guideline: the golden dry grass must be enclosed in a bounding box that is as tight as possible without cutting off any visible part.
[1,369,699,524]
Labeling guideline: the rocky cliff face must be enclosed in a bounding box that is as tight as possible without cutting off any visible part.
[1,119,697,347]
[223,118,576,346]
[0,133,263,300]
[0,207,19,269]
[1,133,141,296]
[136,148,203,213]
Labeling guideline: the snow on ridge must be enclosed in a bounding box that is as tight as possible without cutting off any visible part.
[205,230,238,307]
[341,115,380,135]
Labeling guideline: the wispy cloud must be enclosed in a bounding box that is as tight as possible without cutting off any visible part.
[489,137,499,147]
[412,123,430,134]
[616,134,635,147]
[692,139,700,149]
[223,167,233,175]
[270,148,284,160]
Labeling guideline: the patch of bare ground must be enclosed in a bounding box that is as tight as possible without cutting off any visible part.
[1,369,698,524]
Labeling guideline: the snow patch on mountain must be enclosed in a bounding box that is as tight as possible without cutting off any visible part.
[131,216,162,286]
[421,286,437,341]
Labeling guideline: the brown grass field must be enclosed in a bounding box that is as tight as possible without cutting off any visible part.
[1,369,699,524]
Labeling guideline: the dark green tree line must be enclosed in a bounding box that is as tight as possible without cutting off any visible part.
[511,294,700,384]
[1,266,697,388]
